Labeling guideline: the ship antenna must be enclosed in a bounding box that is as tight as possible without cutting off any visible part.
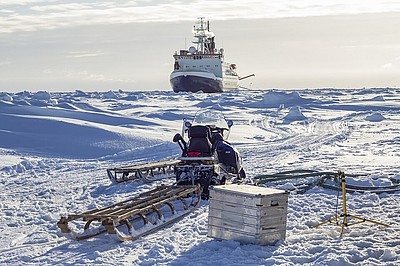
[207,20,210,31]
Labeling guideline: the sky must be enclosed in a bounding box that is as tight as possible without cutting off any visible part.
[1,0,400,92]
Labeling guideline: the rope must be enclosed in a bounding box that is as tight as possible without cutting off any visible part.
[253,170,400,194]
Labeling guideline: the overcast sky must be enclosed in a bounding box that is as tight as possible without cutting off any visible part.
[1,0,400,92]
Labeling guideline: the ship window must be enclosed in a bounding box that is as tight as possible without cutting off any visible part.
[215,65,219,67]
[207,65,210,67]
[200,65,203,67]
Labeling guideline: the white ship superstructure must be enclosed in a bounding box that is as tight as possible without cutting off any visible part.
[170,18,239,93]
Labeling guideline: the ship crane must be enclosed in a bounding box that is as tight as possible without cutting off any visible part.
[239,74,255,81]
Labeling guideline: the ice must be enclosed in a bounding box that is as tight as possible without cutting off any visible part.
[365,113,386,122]
[32,91,51,101]
[283,106,308,123]
[261,90,313,108]
[0,88,400,265]
[0,93,13,102]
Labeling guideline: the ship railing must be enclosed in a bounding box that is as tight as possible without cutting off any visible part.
[173,54,222,59]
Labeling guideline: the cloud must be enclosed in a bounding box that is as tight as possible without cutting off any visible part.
[42,67,136,83]
[65,51,105,58]
[30,3,92,12]
[76,71,136,83]
[0,0,44,4]
[1,0,400,33]
[0,61,11,67]
[381,56,400,70]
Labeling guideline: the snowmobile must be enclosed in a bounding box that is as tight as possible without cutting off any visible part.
[57,110,245,241]
[173,109,245,198]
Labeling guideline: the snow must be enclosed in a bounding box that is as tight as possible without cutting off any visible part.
[1,88,400,265]
[283,106,308,123]
[366,113,386,122]
[261,90,313,108]
[32,91,51,101]
[0,93,13,102]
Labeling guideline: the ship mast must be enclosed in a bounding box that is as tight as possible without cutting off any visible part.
[192,17,215,54]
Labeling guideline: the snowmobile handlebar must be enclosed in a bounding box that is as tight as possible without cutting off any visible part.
[173,133,188,156]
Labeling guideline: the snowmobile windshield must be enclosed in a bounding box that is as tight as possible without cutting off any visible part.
[192,110,229,129]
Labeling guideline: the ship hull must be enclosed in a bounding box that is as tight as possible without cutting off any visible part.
[170,71,223,93]
[170,71,238,93]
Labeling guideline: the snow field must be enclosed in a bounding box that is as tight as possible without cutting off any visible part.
[1,88,400,265]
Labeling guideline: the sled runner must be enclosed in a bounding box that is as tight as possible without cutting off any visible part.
[57,184,202,241]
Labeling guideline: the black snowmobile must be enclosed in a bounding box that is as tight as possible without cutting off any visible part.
[173,110,245,198]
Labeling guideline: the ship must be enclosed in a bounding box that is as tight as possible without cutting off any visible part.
[170,18,240,93]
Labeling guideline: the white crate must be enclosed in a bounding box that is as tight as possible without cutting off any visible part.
[208,184,288,245]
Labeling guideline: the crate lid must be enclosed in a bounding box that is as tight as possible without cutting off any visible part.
[210,184,286,196]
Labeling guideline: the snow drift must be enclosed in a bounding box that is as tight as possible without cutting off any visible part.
[1,88,400,265]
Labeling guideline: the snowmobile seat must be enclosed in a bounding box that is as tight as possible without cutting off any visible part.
[211,132,223,152]
[187,125,212,157]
